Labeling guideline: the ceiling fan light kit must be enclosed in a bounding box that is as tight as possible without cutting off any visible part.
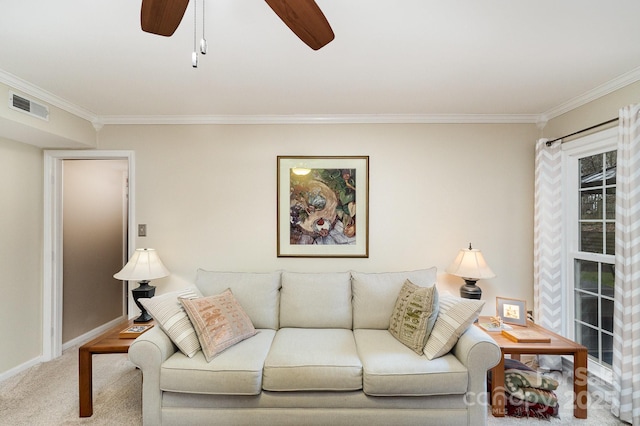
[140,0,334,67]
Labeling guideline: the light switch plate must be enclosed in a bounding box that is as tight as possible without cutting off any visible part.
[138,224,147,237]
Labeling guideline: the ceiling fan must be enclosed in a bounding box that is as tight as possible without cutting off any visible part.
[140,0,335,51]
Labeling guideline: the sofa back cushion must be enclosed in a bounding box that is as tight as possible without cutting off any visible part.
[195,270,281,330]
[280,271,352,328]
[351,268,438,329]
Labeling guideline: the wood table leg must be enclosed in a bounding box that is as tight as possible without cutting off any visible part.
[573,348,588,418]
[490,351,506,417]
[78,347,93,417]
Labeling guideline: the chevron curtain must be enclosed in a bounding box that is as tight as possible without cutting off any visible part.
[611,103,640,424]
[533,138,563,370]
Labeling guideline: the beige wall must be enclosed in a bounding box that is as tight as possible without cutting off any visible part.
[97,123,538,316]
[0,137,43,375]
[2,79,637,380]
[544,81,640,140]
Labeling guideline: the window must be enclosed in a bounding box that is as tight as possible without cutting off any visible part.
[562,128,616,381]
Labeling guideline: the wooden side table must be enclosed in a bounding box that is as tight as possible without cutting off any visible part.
[475,317,588,419]
[78,318,153,417]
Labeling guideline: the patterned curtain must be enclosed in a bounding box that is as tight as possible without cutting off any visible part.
[611,103,640,424]
[533,138,563,370]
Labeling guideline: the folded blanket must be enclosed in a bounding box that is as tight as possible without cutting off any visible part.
[504,368,559,406]
[487,358,560,419]
[505,394,560,419]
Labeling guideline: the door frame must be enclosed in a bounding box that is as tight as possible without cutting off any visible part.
[43,150,136,361]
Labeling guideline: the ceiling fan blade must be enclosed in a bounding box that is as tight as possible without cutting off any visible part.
[141,0,190,37]
[265,0,334,50]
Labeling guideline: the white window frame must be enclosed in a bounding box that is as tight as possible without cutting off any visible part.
[561,127,617,383]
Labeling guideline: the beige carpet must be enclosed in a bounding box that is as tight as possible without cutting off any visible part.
[0,347,627,425]
[0,346,141,425]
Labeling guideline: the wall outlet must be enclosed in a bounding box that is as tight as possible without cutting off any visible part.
[138,224,147,237]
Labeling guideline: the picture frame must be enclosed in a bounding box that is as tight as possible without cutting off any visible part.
[277,156,369,258]
[496,297,527,327]
[119,323,154,339]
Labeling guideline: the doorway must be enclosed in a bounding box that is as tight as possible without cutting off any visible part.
[43,150,136,360]
[62,159,128,345]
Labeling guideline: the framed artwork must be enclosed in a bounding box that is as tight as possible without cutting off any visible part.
[119,323,154,339]
[277,156,369,257]
[496,297,527,327]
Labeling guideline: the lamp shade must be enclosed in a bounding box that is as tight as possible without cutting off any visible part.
[113,248,170,281]
[446,245,495,280]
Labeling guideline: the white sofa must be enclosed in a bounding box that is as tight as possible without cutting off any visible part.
[129,268,501,426]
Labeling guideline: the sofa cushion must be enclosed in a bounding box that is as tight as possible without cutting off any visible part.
[352,268,437,329]
[181,289,257,362]
[280,272,352,328]
[388,280,439,354]
[160,329,276,395]
[263,328,362,391]
[423,294,484,360]
[354,329,468,396]
[195,270,281,329]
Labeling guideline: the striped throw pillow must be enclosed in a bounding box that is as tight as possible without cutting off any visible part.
[423,294,484,360]
[139,288,202,358]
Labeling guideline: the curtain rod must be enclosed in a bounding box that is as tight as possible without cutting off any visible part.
[545,117,619,147]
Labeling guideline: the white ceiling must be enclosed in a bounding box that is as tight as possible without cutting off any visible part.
[1,0,640,124]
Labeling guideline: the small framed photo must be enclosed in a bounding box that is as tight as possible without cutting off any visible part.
[119,323,154,339]
[496,297,527,327]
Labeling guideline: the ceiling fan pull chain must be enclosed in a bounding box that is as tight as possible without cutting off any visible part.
[200,0,208,54]
[192,0,198,67]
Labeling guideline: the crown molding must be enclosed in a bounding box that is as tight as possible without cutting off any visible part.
[3,66,639,126]
[0,69,98,123]
[99,113,540,125]
[540,66,640,122]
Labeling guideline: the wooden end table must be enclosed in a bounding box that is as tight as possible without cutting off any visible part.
[476,317,588,419]
[79,318,153,417]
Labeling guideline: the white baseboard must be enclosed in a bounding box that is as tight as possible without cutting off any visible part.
[1,316,129,384]
[0,355,43,384]
[61,315,128,351]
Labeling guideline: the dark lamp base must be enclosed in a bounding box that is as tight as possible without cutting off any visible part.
[134,311,153,323]
[131,280,156,323]
[459,279,482,300]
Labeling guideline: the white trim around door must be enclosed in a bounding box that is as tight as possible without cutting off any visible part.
[42,150,136,361]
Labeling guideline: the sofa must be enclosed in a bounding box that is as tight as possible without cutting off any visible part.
[129,268,501,426]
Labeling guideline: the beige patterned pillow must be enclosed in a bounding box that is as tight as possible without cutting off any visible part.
[180,289,257,362]
[388,280,438,354]
[423,294,484,360]
[139,288,201,358]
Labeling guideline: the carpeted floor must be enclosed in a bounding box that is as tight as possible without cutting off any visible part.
[0,346,141,425]
[0,347,627,425]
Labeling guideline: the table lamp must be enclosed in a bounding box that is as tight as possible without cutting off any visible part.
[446,243,495,300]
[114,248,170,323]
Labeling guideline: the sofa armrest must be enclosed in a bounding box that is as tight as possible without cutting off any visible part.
[128,326,177,426]
[452,325,501,426]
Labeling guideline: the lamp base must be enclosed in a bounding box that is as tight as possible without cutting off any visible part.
[133,311,153,323]
[131,281,156,323]
[459,279,482,300]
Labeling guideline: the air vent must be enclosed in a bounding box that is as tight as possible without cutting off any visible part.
[9,91,49,121]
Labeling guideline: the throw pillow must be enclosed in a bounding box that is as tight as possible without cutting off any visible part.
[180,289,257,362]
[388,279,438,354]
[139,288,202,358]
[423,294,484,360]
